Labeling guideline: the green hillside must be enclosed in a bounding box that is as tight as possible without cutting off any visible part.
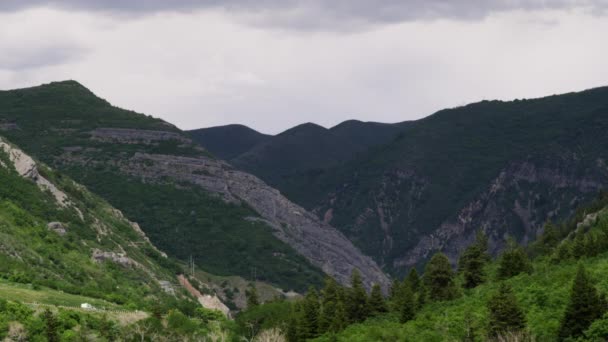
[236,195,608,341]
[0,81,324,292]
[206,86,608,274]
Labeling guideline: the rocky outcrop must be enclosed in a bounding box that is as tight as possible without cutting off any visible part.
[0,137,72,208]
[92,249,136,267]
[90,128,193,145]
[47,222,67,236]
[113,152,390,289]
[394,157,608,269]
[178,275,231,317]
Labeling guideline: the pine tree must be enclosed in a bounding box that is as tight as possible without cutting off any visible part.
[368,284,387,315]
[43,309,59,342]
[299,287,320,340]
[496,240,532,280]
[389,278,402,302]
[246,284,260,308]
[459,232,489,289]
[416,283,428,309]
[558,265,606,339]
[319,278,340,334]
[539,221,559,252]
[487,283,526,337]
[287,303,301,342]
[346,269,370,323]
[400,285,416,323]
[330,299,348,332]
[424,253,459,301]
[571,234,586,259]
[405,268,421,293]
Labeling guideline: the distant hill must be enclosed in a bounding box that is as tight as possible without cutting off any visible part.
[189,120,410,204]
[188,124,271,160]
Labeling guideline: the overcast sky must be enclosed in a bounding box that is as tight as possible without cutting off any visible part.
[1,1,607,134]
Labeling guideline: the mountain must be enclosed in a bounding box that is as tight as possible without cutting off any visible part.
[189,120,410,204]
[0,81,389,291]
[191,86,608,275]
[0,135,181,307]
[188,124,271,160]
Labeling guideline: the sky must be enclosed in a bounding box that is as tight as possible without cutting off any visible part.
[1,1,607,134]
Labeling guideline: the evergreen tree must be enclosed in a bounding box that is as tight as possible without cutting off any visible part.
[539,221,559,253]
[368,284,387,315]
[346,269,370,323]
[496,240,532,280]
[400,285,416,323]
[319,278,340,333]
[487,283,526,337]
[389,278,402,302]
[424,253,459,301]
[417,283,428,309]
[43,309,59,342]
[459,232,489,289]
[571,234,586,259]
[405,268,421,293]
[552,240,572,263]
[287,303,301,342]
[330,299,348,332]
[558,265,606,340]
[246,284,260,308]
[299,287,320,340]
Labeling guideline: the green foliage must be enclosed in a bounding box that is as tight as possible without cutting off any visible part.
[399,285,416,323]
[459,231,490,289]
[405,268,421,293]
[368,284,387,315]
[497,240,533,280]
[299,287,321,340]
[558,265,606,340]
[346,270,370,324]
[425,253,459,301]
[487,283,527,337]
[246,284,260,309]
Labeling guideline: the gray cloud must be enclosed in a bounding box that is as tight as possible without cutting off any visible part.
[2,1,607,30]
[0,44,87,71]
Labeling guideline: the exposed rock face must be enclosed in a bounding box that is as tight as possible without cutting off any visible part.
[47,222,67,236]
[92,249,136,267]
[90,128,193,145]
[109,152,390,289]
[178,275,231,317]
[0,137,70,207]
[394,157,608,269]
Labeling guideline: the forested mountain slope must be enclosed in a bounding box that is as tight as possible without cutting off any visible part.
[0,81,388,291]
[191,86,608,276]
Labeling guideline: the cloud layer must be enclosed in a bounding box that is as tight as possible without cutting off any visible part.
[1,3,607,134]
[1,1,607,30]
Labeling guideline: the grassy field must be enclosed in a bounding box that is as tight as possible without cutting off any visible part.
[0,279,120,309]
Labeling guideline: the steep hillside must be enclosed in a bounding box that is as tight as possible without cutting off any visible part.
[188,124,271,160]
[0,81,388,291]
[0,136,181,307]
[310,87,608,273]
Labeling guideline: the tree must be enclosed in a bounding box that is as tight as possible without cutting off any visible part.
[571,234,586,259]
[458,232,490,289]
[558,265,606,340]
[405,268,421,293]
[487,283,526,337]
[318,278,340,333]
[368,284,387,315]
[399,285,416,323]
[246,284,260,308]
[496,240,532,280]
[346,269,370,323]
[424,253,458,301]
[298,287,320,340]
[330,300,348,332]
[286,303,300,342]
[42,309,59,342]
